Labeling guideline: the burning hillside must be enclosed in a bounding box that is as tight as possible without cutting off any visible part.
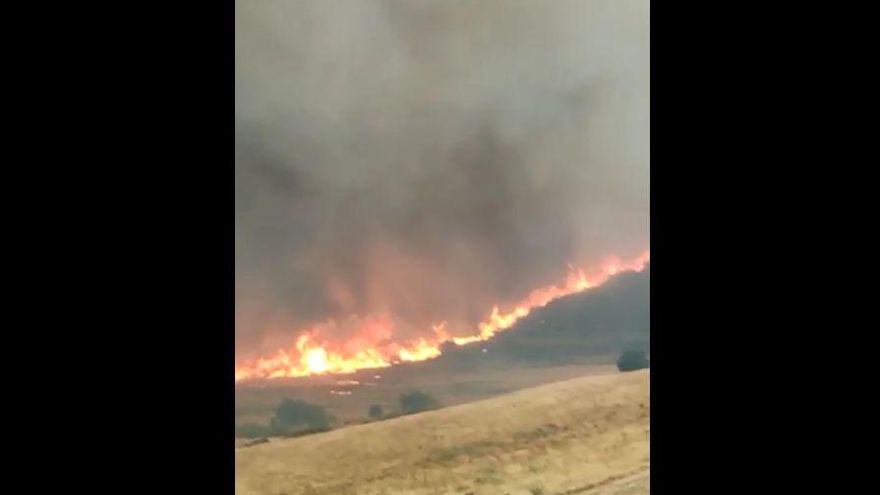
[234,250,649,382]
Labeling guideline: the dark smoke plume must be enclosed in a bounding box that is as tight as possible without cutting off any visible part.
[235,0,649,358]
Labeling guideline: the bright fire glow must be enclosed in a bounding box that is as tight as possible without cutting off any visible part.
[234,250,649,382]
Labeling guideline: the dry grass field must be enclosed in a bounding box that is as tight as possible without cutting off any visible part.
[235,369,649,495]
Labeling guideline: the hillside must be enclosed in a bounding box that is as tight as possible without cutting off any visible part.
[446,267,651,364]
[235,268,649,426]
[235,370,649,495]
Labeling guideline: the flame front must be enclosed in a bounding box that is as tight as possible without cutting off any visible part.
[235,250,649,382]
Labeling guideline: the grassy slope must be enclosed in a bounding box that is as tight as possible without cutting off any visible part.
[235,370,649,495]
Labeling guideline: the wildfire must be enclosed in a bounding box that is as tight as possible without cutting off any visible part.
[234,250,649,382]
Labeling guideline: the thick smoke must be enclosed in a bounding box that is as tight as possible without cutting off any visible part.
[235,0,649,359]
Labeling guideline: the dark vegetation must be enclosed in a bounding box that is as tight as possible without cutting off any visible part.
[368,404,383,419]
[616,349,649,372]
[400,390,439,414]
[273,398,332,429]
[236,392,441,439]
[235,398,333,439]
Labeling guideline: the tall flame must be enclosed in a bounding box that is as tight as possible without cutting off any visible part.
[235,250,649,382]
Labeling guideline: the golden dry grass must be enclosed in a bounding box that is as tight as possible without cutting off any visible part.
[235,370,649,495]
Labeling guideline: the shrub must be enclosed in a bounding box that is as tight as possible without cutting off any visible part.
[273,399,331,431]
[368,404,383,419]
[399,390,438,414]
[616,349,649,372]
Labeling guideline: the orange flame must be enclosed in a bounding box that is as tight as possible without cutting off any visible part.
[234,250,649,382]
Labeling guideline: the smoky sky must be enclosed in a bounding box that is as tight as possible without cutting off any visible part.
[235,0,649,359]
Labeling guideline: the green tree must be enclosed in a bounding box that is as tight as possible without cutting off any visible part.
[273,399,331,431]
[399,390,438,414]
[616,350,649,372]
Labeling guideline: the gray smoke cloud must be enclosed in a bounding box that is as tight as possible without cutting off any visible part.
[235,0,649,359]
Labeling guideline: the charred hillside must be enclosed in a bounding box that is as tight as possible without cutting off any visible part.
[427,266,649,370]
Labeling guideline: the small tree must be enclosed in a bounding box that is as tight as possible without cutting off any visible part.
[617,350,649,372]
[368,404,383,419]
[273,399,331,431]
[400,390,438,414]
